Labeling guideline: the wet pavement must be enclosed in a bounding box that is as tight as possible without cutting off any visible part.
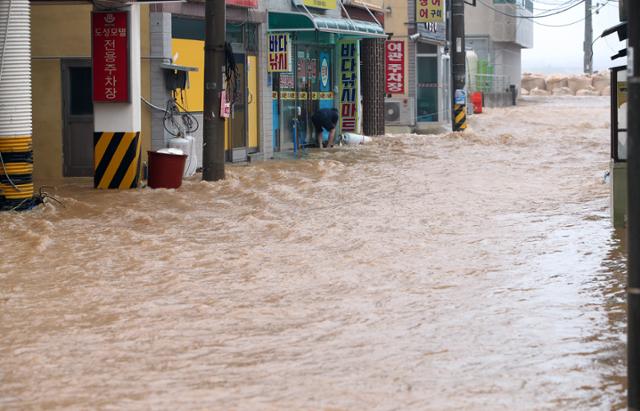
[0,96,627,410]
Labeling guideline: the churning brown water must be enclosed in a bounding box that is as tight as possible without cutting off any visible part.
[0,97,627,410]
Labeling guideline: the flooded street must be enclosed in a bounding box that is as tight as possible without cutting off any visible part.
[0,96,627,409]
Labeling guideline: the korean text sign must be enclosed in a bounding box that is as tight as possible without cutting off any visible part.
[303,0,337,10]
[385,41,405,94]
[226,0,258,7]
[268,33,292,72]
[339,41,359,133]
[417,0,445,23]
[92,11,129,102]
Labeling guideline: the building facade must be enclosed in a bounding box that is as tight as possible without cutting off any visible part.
[465,0,534,101]
[266,0,385,152]
[383,0,450,133]
[17,0,386,195]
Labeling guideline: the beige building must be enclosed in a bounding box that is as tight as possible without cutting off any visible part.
[31,2,152,182]
[383,0,450,133]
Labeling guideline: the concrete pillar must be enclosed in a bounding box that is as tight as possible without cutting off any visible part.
[93,5,143,189]
[149,11,173,150]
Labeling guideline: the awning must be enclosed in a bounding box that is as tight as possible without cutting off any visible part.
[268,11,386,39]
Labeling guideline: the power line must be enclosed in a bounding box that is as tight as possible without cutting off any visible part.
[476,0,586,19]
[532,1,607,27]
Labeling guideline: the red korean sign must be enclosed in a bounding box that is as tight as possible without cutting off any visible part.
[92,11,129,103]
[385,40,405,94]
[226,0,258,6]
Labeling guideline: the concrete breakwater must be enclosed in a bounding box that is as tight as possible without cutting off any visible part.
[521,72,611,96]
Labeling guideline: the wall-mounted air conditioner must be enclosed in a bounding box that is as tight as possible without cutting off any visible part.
[384,97,415,126]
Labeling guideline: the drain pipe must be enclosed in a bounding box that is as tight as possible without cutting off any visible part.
[0,0,34,210]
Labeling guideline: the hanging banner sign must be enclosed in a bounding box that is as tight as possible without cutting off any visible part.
[385,40,405,94]
[417,0,445,23]
[302,0,337,9]
[338,40,359,133]
[92,11,129,102]
[226,0,258,7]
[268,33,292,72]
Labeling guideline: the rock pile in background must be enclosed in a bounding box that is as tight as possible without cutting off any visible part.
[521,72,611,96]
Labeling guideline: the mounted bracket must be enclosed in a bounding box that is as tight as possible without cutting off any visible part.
[160,63,198,92]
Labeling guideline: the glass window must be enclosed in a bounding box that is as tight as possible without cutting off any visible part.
[69,67,93,115]
[417,42,437,54]
[245,24,258,52]
[416,56,438,122]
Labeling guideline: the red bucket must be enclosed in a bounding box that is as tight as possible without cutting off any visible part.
[471,92,483,114]
[147,151,188,189]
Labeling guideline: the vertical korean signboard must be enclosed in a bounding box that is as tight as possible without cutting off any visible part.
[385,41,405,94]
[417,0,445,23]
[92,11,129,102]
[268,33,292,73]
[339,40,359,133]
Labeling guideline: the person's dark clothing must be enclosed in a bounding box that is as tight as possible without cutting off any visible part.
[311,109,339,134]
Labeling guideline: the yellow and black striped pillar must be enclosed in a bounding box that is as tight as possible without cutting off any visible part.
[453,103,467,131]
[0,136,34,210]
[94,132,142,189]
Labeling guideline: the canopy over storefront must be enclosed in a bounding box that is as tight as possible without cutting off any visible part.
[268,10,386,39]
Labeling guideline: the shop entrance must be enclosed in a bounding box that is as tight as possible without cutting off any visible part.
[273,44,333,151]
[295,47,318,146]
[297,48,334,147]
[227,53,247,162]
[225,52,258,162]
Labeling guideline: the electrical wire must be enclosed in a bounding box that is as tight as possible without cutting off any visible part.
[477,0,586,19]
[163,98,199,138]
[224,42,240,107]
[532,1,608,27]
[0,151,19,191]
[141,96,167,112]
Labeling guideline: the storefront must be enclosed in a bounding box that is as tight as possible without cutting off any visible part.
[170,11,261,163]
[267,10,385,151]
[414,23,449,128]
[383,1,449,133]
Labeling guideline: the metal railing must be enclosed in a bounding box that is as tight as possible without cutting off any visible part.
[469,73,511,94]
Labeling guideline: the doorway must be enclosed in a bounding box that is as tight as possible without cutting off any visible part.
[62,59,94,177]
[273,45,333,151]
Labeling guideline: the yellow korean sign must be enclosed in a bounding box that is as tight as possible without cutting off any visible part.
[304,0,337,9]
[267,33,292,72]
[349,0,384,10]
[417,0,445,23]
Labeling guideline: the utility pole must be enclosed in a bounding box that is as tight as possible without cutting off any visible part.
[451,0,467,131]
[202,0,225,181]
[627,0,640,407]
[583,0,593,74]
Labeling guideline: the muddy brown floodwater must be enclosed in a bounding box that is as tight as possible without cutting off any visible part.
[0,96,628,410]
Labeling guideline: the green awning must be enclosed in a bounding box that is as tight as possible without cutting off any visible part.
[268,11,386,39]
